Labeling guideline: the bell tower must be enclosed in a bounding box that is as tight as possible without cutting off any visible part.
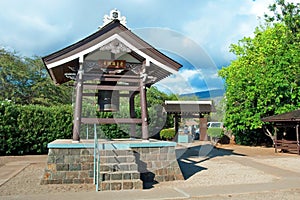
[42,9,182,142]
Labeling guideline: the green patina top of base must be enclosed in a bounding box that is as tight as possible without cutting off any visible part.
[47,139,176,149]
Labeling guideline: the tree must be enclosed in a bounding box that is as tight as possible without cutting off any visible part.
[0,49,72,105]
[265,0,300,40]
[219,0,300,145]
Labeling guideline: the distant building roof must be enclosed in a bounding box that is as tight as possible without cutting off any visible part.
[262,109,300,123]
[164,100,216,114]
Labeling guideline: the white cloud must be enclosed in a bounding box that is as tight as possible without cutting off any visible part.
[1,0,289,93]
[155,67,223,95]
[155,71,197,94]
[0,0,75,56]
[247,0,274,17]
[181,0,284,66]
[133,27,224,93]
[247,0,300,18]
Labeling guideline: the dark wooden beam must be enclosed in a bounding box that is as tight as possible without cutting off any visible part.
[296,124,299,155]
[82,93,97,97]
[174,113,179,141]
[101,74,140,78]
[199,117,208,141]
[81,118,142,124]
[82,92,132,97]
[83,84,140,91]
[72,63,83,142]
[140,78,149,140]
[129,91,137,138]
[83,76,141,83]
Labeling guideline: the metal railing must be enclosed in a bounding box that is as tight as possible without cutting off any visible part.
[93,124,100,191]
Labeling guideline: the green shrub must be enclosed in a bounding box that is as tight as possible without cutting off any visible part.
[160,128,175,140]
[95,111,130,139]
[207,127,224,138]
[0,100,72,155]
[234,129,272,146]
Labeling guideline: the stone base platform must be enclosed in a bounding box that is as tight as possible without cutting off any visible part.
[41,139,184,191]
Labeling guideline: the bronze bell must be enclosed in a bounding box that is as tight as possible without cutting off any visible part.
[97,82,119,112]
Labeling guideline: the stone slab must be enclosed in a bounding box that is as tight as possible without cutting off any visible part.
[47,139,176,149]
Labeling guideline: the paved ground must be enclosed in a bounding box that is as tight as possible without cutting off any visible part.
[0,142,300,200]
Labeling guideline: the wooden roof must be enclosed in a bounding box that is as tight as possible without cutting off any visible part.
[164,101,216,114]
[43,20,182,85]
[262,109,300,123]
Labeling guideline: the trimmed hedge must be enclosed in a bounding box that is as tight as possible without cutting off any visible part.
[0,101,73,155]
[160,128,175,140]
[207,127,224,138]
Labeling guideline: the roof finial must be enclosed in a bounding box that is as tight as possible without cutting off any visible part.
[101,9,127,28]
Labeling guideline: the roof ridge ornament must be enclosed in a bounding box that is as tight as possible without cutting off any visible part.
[101,9,127,28]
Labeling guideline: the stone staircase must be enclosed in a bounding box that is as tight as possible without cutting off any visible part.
[98,149,143,190]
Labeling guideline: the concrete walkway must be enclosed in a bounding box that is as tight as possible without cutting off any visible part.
[0,161,29,186]
[0,155,47,186]
[1,145,300,200]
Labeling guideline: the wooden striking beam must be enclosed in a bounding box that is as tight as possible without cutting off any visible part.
[81,118,142,124]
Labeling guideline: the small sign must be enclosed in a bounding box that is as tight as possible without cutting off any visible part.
[98,60,126,69]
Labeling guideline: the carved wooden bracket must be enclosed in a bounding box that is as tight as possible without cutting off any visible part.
[99,39,131,54]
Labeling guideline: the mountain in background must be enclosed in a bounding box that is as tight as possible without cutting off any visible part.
[180,88,225,99]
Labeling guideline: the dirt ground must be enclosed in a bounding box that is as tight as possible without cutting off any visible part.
[0,143,298,197]
[215,143,297,157]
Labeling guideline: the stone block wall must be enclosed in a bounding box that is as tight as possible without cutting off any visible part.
[41,148,94,184]
[132,146,184,184]
[41,145,184,190]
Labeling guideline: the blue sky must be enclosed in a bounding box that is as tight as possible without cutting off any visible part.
[0,0,297,95]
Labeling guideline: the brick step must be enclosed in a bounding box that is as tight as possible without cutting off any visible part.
[99,171,140,181]
[100,162,138,172]
[100,155,136,164]
[99,179,143,191]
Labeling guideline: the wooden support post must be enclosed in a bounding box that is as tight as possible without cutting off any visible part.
[129,92,137,138]
[199,115,208,141]
[274,125,278,153]
[174,113,179,141]
[140,78,149,140]
[296,124,299,155]
[72,62,84,142]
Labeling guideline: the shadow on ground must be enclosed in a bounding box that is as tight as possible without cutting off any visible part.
[176,144,245,180]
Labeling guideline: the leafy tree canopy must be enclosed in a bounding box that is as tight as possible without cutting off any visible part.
[219,0,300,145]
[0,49,72,105]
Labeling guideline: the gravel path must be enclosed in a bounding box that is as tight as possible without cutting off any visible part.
[172,189,300,200]
[0,144,299,198]
[0,163,95,196]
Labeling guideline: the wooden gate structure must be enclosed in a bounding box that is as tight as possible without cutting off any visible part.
[262,109,300,154]
[164,101,216,141]
[43,10,182,142]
